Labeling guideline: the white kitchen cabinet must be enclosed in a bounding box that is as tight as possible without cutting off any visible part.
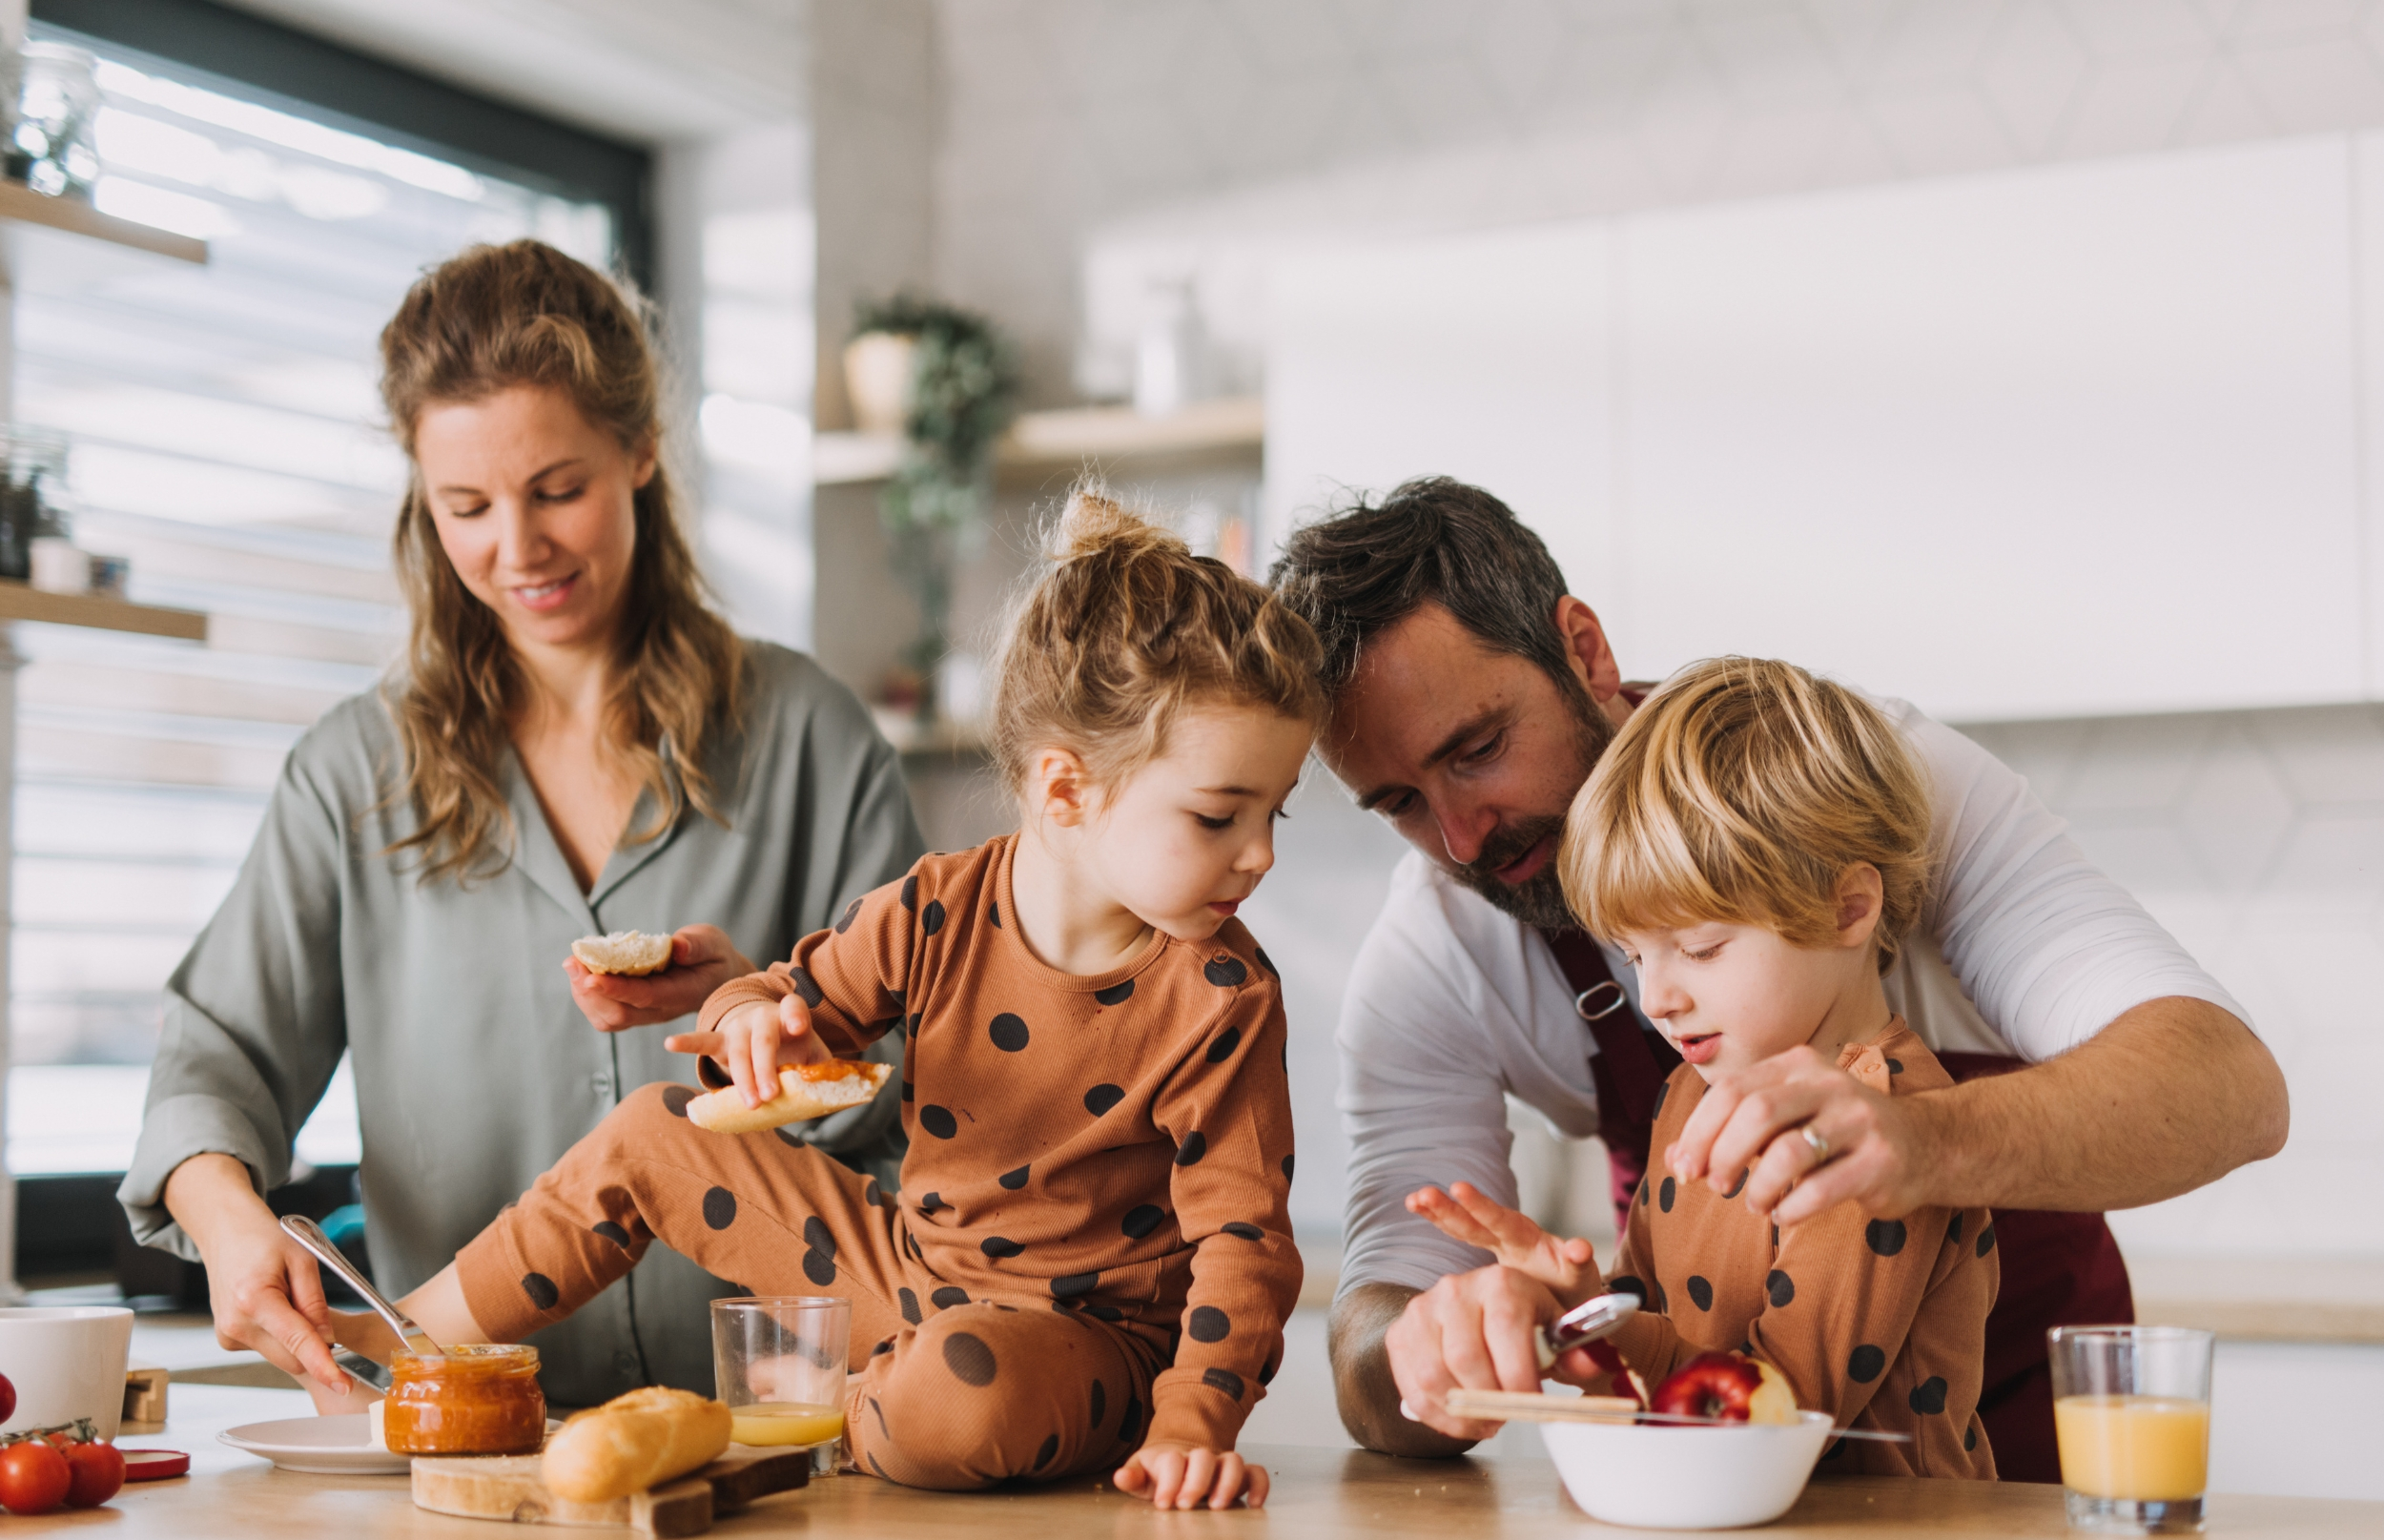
[1264,223,1615,606]
[1266,137,2374,723]
[2356,133,2384,701]
[1618,136,2365,722]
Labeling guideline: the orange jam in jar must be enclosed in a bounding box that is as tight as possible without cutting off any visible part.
[384,1344,545,1455]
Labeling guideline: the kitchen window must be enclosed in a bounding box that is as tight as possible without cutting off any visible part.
[9,7,647,1197]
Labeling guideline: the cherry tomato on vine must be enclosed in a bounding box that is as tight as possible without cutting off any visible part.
[64,1441,127,1508]
[0,1439,72,1514]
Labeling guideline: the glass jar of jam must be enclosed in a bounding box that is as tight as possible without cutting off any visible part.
[384,1344,545,1455]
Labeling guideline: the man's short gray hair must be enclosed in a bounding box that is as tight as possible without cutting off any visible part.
[1266,477,1578,701]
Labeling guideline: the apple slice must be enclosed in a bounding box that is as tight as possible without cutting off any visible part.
[1649,1350,1799,1425]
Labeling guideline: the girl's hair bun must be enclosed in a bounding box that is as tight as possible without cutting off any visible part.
[1052,484,1182,565]
[990,480,1326,791]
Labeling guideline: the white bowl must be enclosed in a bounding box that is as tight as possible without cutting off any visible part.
[0,1305,135,1442]
[1539,1409,1834,1530]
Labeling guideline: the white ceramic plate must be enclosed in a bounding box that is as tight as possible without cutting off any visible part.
[219,1413,569,1475]
[219,1414,410,1475]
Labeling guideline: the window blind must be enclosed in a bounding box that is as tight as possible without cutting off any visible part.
[10,34,615,1174]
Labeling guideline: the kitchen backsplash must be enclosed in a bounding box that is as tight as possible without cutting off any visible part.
[1961,703,2384,1259]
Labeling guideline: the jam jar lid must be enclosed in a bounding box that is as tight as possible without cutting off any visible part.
[391,1342,540,1374]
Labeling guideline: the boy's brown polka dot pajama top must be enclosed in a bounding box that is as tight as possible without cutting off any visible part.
[455,834,1301,1489]
[1602,1019,2000,1478]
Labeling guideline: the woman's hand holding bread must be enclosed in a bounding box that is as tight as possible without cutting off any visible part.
[665,993,830,1110]
[565,924,754,1034]
[1115,1443,1268,1509]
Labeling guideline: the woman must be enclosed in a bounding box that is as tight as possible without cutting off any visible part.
[116,240,922,1407]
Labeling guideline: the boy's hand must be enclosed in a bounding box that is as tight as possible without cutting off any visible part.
[1115,1443,1268,1509]
[1406,1181,1602,1309]
[664,994,830,1108]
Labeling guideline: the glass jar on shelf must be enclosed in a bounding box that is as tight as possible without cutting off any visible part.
[8,41,101,200]
[0,426,69,583]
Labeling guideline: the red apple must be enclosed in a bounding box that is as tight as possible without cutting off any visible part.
[1651,1350,1798,1425]
[0,1369,13,1424]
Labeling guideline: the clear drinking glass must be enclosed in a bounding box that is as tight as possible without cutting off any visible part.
[2049,1326,2215,1534]
[9,42,100,200]
[711,1296,852,1473]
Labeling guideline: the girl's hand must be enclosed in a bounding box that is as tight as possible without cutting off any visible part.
[1406,1181,1603,1310]
[1115,1443,1268,1509]
[664,993,830,1108]
[566,925,755,1033]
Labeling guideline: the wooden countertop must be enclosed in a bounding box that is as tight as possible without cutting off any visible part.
[20,1386,2381,1537]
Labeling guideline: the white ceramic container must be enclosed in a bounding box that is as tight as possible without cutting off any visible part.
[0,1304,136,1441]
[1539,1409,1835,1530]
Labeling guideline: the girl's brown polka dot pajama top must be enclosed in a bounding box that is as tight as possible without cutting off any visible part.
[1602,1020,2000,1478]
[454,834,1302,1489]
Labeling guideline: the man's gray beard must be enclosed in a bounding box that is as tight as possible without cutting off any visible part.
[1449,685,1614,933]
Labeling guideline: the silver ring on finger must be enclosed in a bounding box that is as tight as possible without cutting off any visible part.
[1800,1123,1831,1165]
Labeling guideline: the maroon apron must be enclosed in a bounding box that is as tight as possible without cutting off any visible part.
[1539,929,2131,1482]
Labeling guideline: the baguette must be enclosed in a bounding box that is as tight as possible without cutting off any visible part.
[542,1386,732,1504]
[570,930,674,976]
[687,1060,893,1135]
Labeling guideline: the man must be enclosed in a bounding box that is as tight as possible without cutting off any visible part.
[1270,479,2286,1479]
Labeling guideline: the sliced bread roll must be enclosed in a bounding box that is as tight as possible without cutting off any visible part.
[542,1386,732,1503]
[571,930,674,976]
[687,1059,893,1135]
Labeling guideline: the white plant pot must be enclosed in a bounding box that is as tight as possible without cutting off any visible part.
[843,332,917,436]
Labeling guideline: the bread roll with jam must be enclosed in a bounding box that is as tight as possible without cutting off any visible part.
[687,1059,893,1135]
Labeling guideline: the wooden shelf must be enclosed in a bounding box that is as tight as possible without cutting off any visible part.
[0,179,208,264]
[0,580,208,641]
[816,397,1264,487]
[2127,1254,2384,1344]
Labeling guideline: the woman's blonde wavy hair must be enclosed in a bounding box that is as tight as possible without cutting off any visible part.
[1558,657,1932,971]
[989,483,1326,794]
[378,239,744,884]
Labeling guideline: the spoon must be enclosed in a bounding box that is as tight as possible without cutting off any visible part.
[280,1214,445,1359]
[1441,1387,1912,1442]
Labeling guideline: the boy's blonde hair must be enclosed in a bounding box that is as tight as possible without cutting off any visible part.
[989,483,1326,792]
[1559,657,1932,970]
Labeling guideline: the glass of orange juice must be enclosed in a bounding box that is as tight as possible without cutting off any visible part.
[2050,1325,2214,1533]
[711,1296,852,1474]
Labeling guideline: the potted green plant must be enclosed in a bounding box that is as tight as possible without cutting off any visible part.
[848,295,1020,726]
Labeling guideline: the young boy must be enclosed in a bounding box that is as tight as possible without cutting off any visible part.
[1419,656,1997,1476]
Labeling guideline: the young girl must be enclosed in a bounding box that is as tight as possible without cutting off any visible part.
[1415,656,1997,1477]
[339,489,1316,1509]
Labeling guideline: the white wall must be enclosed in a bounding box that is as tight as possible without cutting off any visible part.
[932,0,2384,407]
[2210,1342,2384,1501]
[1964,703,2384,1261]
[894,4,2384,1279]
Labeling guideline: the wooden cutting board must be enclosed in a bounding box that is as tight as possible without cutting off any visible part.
[411,1444,812,1536]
